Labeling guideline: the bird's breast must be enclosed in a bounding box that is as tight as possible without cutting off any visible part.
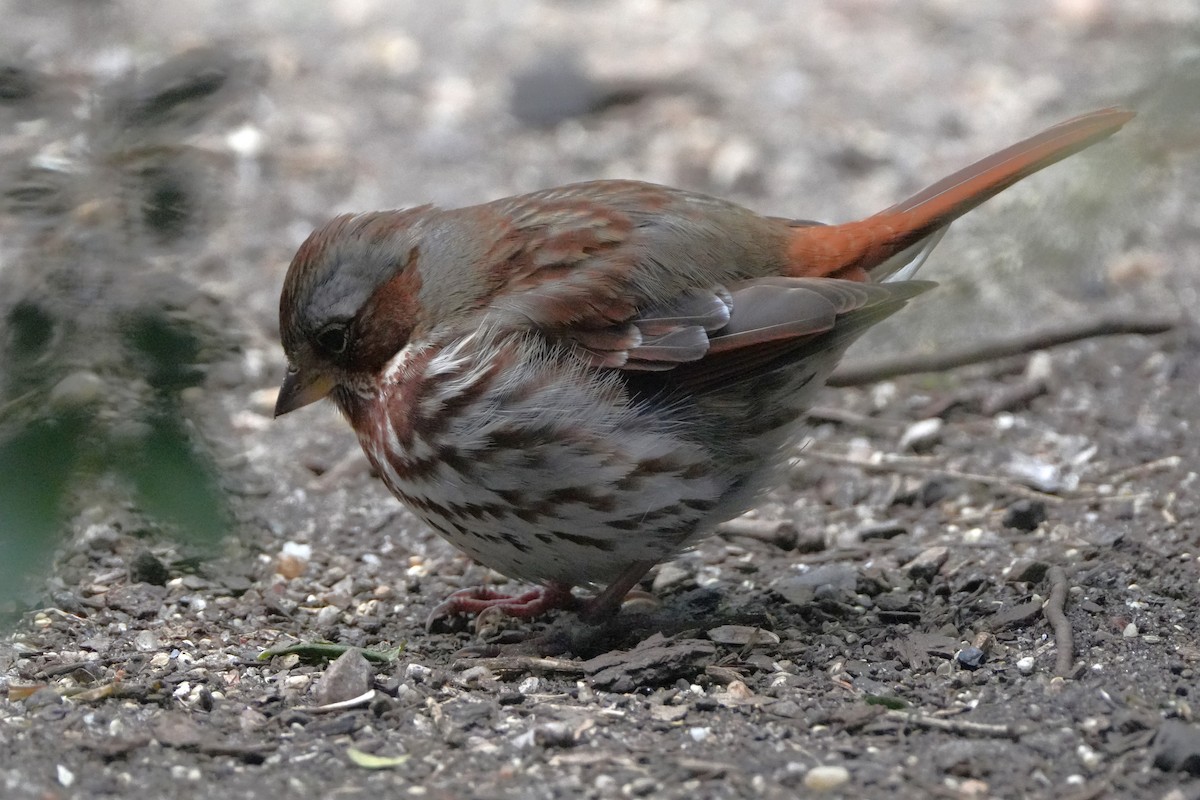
[348,332,725,585]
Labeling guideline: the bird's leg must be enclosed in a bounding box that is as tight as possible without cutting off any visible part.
[426,560,660,631]
[578,560,657,623]
[425,582,579,631]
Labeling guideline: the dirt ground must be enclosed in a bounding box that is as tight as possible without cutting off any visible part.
[2,2,1199,798]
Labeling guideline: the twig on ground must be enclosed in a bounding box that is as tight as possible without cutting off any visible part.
[805,405,908,432]
[1103,455,1181,486]
[1044,566,1074,678]
[716,517,798,550]
[981,377,1049,416]
[882,709,1020,739]
[454,656,586,677]
[800,448,1065,503]
[828,313,1177,387]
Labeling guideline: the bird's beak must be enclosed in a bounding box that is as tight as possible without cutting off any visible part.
[274,367,335,417]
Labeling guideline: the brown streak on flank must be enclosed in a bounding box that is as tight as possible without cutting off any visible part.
[402,493,511,527]
[510,494,559,524]
[554,531,617,552]
[485,427,551,451]
[514,507,543,525]
[614,474,644,492]
[434,444,476,478]
[390,454,438,482]
[635,454,694,477]
[399,493,450,519]
[500,532,532,553]
[547,487,618,514]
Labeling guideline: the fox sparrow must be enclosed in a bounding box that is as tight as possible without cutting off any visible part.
[275,108,1133,628]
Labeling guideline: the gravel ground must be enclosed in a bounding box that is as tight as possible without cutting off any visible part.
[2,2,1199,798]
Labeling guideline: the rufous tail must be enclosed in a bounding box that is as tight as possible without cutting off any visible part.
[786,107,1135,282]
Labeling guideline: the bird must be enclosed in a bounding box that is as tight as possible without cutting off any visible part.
[274,108,1133,629]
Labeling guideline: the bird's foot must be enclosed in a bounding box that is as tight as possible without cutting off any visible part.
[425,582,578,632]
[426,561,661,634]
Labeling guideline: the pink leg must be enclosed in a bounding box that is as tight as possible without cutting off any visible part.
[425,582,578,631]
[579,560,657,623]
[427,562,659,631]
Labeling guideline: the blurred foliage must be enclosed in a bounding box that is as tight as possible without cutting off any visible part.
[0,45,263,624]
[121,411,229,548]
[0,417,84,613]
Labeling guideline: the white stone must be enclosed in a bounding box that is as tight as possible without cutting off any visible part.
[804,765,850,791]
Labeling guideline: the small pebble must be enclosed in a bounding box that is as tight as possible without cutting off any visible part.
[315,605,341,627]
[1006,455,1062,493]
[803,765,850,791]
[313,648,373,706]
[1016,656,1035,674]
[1153,720,1200,776]
[535,722,576,748]
[707,625,780,646]
[1010,560,1051,583]
[129,551,170,586]
[276,553,307,580]
[1123,622,1139,638]
[956,646,986,670]
[916,477,953,506]
[24,688,63,711]
[1077,743,1102,770]
[724,680,754,701]
[457,665,494,687]
[904,546,949,582]
[898,418,942,451]
[281,541,313,559]
[405,663,432,683]
[1002,499,1047,532]
[959,778,989,796]
[134,630,160,652]
[652,562,692,592]
[48,370,105,409]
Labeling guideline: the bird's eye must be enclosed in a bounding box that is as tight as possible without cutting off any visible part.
[315,322,349,355]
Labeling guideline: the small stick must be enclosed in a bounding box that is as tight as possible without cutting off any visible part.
[829,313,1177,387]
[1103,455,1181,486]
[882,709,1020,739]
[716,517,798,550]
[1044,566,1074,678]
[455,656,586,677]
[805,405,907,432]
[801,448,1065,503]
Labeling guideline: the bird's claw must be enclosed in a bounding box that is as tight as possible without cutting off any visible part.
[424,583,579,633]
